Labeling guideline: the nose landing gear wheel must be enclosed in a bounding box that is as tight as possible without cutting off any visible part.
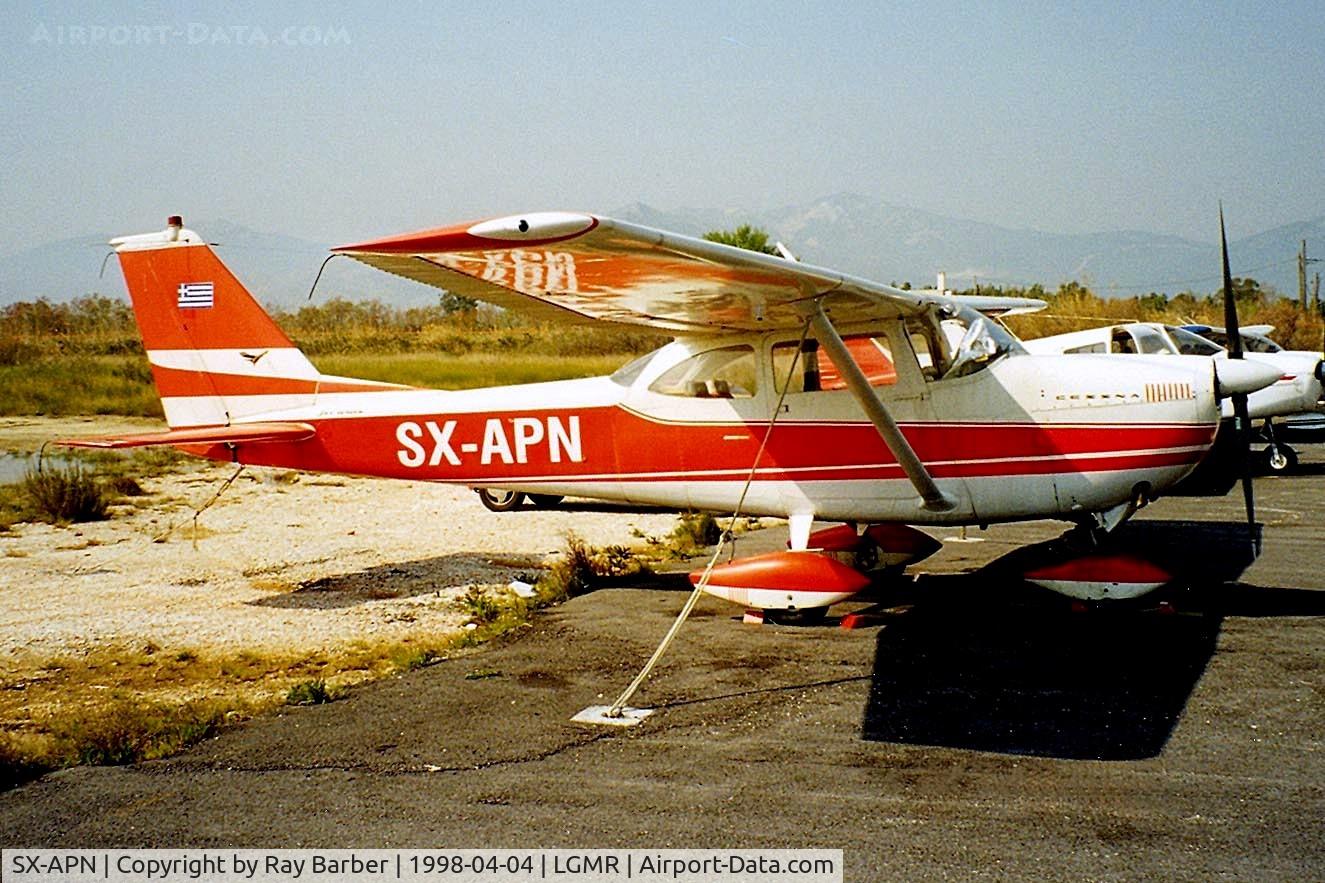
[1262,444,1297,474]
[476,488,526,512]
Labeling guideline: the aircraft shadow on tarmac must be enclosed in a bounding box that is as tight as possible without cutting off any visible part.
[246,553,544,609]
[861,519,1299,761]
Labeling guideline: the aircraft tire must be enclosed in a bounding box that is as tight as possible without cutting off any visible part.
[1262,444,1298,474]
[764,607,829,626]
[476,488,526,512]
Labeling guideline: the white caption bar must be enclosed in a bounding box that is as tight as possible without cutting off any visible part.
[3,849,843,883]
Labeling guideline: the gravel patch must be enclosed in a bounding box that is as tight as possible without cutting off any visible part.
[0,419,686,663]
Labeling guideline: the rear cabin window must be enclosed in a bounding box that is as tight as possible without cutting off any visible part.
[648,345,757,398]
[772,334,898,393]
[1065,342,1107,354]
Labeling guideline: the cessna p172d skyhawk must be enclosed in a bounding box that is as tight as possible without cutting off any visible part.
[60,213,1281,611]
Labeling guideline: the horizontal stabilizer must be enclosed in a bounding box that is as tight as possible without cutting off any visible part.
[55,421,316,449]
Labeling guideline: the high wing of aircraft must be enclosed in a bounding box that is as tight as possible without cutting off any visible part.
[58,213,1282,611]
[1023,321,1325,472]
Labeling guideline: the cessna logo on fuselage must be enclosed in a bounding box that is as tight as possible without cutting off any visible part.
[395,416,583,468]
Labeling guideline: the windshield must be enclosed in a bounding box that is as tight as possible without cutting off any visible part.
[937,304,1024,380]
[1165,326,1223,356]
[609,348,662,387]
[1190,327,1283,354]
[1244,333,1282,354]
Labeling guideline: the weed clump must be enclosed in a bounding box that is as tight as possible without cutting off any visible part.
[22,464,109,523]
[391,647,443,672]
[285,679,339,706]
[669,512,721,555]
[50,700,233,766]
[535,533,653,603]
[458,586,502,625]
[633,512,726,560]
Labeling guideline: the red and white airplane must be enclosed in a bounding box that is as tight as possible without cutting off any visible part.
[60,213,1281,610]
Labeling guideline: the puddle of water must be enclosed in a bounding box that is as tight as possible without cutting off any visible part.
[0,452,80,484]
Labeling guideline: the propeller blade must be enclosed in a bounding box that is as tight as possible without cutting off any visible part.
[1220,205,1243,360]
[1220,205,1256,544]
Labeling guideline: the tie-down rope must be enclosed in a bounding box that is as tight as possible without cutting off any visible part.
[603,314,816,718]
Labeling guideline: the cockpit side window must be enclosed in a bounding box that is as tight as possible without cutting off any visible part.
[1132,326,1171,354]
[1166,326,1223,356]
[647,345,757,398]
[905,318,949,380]
[1111,329,1138,354]
[771,333,898,393]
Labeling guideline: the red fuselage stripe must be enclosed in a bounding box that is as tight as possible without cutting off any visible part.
[193,404,1216,484]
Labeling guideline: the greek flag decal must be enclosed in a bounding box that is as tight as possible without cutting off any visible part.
[177,281,214,309]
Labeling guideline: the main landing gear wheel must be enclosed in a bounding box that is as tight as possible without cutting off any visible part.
[1262,444,1298,474]
[476,488,525,512]
[764,607,829,626]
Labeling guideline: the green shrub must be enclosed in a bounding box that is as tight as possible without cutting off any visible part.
[668,512,722,556]
[22,464,109,523]
[458,586,502,625]
[285,679,338,706]
[537,533,598,602]
[591,544,652,578]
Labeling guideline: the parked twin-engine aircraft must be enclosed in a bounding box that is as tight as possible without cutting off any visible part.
[60,213,1281,611]
[1023,321,1325,473]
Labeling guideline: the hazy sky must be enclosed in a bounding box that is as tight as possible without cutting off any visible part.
[4,1,1323,255]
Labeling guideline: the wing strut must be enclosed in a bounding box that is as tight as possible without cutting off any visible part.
[808,301,957,512]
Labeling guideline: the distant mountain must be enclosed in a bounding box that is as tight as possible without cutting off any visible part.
[0,219,443,308]
[613,194,1321,298]
[2,198,1321,306]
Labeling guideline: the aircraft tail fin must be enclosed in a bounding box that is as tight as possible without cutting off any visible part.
[111,218,338,429]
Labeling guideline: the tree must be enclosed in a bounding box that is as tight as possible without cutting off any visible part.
[702,224,779,256]
[439,291,479,315]
[1205,277,1270,310]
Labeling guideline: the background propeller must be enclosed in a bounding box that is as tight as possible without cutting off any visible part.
[1220,206,1258,547]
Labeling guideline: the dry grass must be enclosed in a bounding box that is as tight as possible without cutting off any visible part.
[0,630,493,789]
[0,510,741,790]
